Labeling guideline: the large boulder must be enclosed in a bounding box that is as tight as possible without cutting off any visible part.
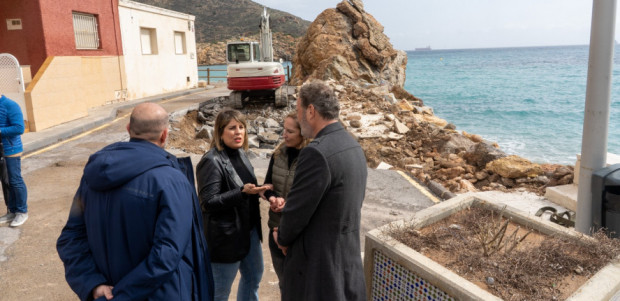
[440,134,476,154]
[463,142,507,168]
[290,0,406,87]
[485,155,544,179]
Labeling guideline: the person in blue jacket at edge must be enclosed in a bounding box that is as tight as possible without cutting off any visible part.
[56,102,214,301]
[0,94,28,227]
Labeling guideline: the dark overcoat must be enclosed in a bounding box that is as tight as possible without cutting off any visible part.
[277,122,368,301]
[56,139,214,301]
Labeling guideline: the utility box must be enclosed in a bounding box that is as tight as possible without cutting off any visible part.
[591,163,620,238]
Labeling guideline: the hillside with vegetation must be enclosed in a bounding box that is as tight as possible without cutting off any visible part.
[133,0,311,64]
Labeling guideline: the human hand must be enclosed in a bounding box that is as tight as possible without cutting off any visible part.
[270,197,285,212]
[259,184,274,199]
[272,227,288,255]
[242,183,269,195]
[92,284,114,300]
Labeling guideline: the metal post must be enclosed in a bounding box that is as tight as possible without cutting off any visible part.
[287,65,290,84]
[576,0,617,234]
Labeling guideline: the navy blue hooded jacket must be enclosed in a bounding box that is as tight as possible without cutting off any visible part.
[57,139,213,301]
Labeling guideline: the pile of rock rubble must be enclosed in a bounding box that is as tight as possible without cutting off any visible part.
[168,0,574,197]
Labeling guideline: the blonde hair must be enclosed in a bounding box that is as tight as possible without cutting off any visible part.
[211,109,249,151]
[273,111,310,157]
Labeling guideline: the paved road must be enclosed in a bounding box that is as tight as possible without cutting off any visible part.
[0,87,437,300]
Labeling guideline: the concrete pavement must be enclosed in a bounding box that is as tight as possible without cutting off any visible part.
[19,84,572,227]
[0,84,582,299]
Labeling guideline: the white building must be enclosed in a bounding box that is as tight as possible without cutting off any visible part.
[118,0,198,99]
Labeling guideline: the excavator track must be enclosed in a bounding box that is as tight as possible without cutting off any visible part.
[274,86,288,107]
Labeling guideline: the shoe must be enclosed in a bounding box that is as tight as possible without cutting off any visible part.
[0,212,15,224]
[10,213,28,227]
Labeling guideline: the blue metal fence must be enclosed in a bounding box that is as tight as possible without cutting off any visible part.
[198,62,292,85]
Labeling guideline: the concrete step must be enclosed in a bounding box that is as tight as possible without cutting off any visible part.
[545,184,577,212]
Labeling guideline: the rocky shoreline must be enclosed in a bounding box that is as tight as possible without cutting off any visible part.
[179,0,574,197]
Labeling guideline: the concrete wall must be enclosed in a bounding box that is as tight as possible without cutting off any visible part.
[118,0,198,100]
[25,56,125,131]
[364,195,620,301]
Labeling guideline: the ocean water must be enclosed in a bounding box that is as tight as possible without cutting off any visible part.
[404,45,620,165]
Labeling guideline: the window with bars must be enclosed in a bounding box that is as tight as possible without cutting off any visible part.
[174,31,186,55]
[72,12,100,50]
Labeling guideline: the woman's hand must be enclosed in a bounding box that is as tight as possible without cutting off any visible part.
[273,227,288,255]
[269,196,285,212]
[259,184,274,199]
[242,183,269,195]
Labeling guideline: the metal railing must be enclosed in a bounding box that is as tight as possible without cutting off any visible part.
[198,64,292,85]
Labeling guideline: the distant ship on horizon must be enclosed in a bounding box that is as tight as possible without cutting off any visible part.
[415,46,432,51]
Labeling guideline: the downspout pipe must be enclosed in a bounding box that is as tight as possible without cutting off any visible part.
[576,0,617,234]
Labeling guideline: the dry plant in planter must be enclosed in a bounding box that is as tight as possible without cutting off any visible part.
[387,206,620,300]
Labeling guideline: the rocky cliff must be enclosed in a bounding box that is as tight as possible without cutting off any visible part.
[133,0,310,43]
[290,0,573,195]
[290,0,407,87]
[174,0,574,196]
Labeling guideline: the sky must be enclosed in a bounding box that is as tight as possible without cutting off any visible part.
[253,0,620,51]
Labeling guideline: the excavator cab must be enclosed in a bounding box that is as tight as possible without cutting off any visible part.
[227,42,260,64]
[225,8,288,108]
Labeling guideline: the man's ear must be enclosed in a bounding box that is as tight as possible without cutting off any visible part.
[126,123,131,134]
[307,104,315,120]
[159,127,169,146]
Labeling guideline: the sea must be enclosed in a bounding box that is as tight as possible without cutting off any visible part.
[404,45,620,165]
[199,45,619,166]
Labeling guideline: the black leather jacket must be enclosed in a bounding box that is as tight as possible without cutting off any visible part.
[196,147,262,263]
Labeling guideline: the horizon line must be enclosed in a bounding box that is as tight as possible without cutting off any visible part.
[404,43,591,52]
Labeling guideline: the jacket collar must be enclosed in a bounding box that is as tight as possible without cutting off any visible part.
[314,121,343,139]
[217,147,255,187]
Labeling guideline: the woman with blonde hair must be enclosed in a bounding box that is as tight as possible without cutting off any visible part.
[261,111,310,289]
[196,109,267,301]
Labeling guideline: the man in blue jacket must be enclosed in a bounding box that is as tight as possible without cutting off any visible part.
[0,94,27,227]
[57,103,214,301]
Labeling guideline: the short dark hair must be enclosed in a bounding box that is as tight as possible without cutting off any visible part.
[212,109,249,151]
[298,81,339,120]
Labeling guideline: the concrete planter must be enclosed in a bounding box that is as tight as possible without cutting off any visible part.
[363,194,620,301]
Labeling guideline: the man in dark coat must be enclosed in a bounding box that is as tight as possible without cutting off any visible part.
[56,103,214,301]
[274,81,368,300]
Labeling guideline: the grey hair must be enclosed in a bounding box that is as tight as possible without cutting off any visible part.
[298,81,339,120]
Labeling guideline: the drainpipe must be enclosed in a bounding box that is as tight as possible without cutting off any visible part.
[576,0,617,234]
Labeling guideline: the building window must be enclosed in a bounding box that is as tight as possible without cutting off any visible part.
[174,31,186,55]
[72,12,100,49]
[140,27,158,55]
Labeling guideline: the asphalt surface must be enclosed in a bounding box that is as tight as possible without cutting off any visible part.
[6,84,563,260]
[0,85,449,300]
[0,86,558,300]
